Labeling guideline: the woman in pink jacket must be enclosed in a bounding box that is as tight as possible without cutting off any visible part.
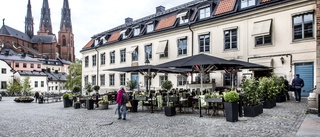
[116,87,126,120]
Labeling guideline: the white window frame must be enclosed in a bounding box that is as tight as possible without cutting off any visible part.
[199,7,211,19]
[224,29,238,50]
[147,24,154,33]
[240,0,255,9]
[120,49,126,63]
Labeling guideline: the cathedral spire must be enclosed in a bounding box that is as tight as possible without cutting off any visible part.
[25,0,34,38]
[38,0,52,35]
[60,0,72,32]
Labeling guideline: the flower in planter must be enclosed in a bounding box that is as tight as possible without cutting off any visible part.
[224,90,239,103]
[98,100,109,105]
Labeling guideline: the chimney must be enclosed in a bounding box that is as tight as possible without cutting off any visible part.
[4,50,9,56]
[156,6,165,13]
[125,17,133,24]
[55,70,58,73]
[46,68,51,73]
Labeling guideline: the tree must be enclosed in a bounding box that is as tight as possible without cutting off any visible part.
[65,61,82,90]
[7,80,22,96]
[84,83,93,95]
[93,85,100,93]
[22,76,32,94]
[126,80,137,91]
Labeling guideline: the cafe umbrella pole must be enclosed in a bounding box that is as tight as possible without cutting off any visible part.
[199,65,203,117]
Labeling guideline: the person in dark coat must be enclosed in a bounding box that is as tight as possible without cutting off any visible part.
[281,76,290,101]
[291,74,304,102]
[34,92,40,103]
[95,92,100,108]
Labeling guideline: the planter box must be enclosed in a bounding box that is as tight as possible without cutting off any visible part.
[263,99,276,109]
[99,103,109,110]
[165,106,176,116]
[86,99,94,110]
[276,95,286,103]
[169,97,179,102]
[63,98,73,108]
[224,102,238,122]
[244,104,263,117]
[135,96,147,101]
[74,103,80,109]
[205,98,223,103]
[131,100,138,112]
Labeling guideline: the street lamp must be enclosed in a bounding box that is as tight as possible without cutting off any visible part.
[145,58,154,113]
[71,73,74,91]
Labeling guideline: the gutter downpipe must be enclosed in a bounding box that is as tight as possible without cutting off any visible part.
[94,47,99,88]
[247,54,293,72]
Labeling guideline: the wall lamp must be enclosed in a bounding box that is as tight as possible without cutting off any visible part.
[280,57,285,64]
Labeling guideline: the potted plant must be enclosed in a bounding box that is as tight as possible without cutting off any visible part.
[241,78,263,117]
[14,96,34,103]
[224,90,239,122]
[63,93,73,108]
[74,101,81,109]
[161,80,175,116]
[134,94,147,101]
[260,74,282,108]
[204,93,223,103]
[84,83,94,110]
[126,80,137,92]
[72,85,81,102]
[276,76,287,102]
[98,99,109,110]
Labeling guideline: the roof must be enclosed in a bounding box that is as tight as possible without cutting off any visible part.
[45,71,67,81]
[31,35,55,43]
[82,39,94,49]
[108,31,121,42]
[19,44,45,56]
[18,70,47,76]
[0,25,31,42]
[0,53,41,63]
[155,15,177,30]
[215,0,236,15]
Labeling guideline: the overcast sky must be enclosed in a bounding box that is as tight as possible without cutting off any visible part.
[0,0,194,59]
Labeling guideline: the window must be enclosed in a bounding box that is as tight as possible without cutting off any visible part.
[109,74,115,86]
[180,15,189,24]
[15,63,19,68]
[241,0,255,9]
[293,13,314,40]
[110,51,115,64]
[37,64,41,68]
[100,74,105,86]
[177,75,187,86]
[92,54,96,66]
[159,75,168,86]
[145,44,152,60]
[160,45,168,58]
[1,68,6,74]
[30,63,34,68]
[144,76,151,88]
[55,86,58,90]
[62,35,66,46]
[134,28,140,36]
[84,75,88,85]
[120,74,126,86]
[199,7,210,19]
[1,81,7,89]
[199,34,210,52]
[41,81,44,87]
[256,35,272,46]
[224,73,237,87]
[120,49,126,62]
[224,29,238,50]
[85,56,89,67]
[147,24,154,33]
[35,81,38,88]
[92,75,96,86]
[101,53,105,65]
[23,63,27,68]
[132,47,138,61]
[178,38,187,55]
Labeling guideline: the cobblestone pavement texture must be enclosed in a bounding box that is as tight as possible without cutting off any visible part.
[0,97,309,137]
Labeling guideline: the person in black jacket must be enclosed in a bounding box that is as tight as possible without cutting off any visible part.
[291,74,304,102]
[34,92,39,103]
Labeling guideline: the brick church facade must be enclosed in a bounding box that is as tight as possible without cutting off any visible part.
[0,0,74,62]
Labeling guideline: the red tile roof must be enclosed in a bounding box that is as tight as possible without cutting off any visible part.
[214,0,236,15]
[82,39,94,49]
[155,15,177,30]
[262,0,271,3]
[108,31,121,42]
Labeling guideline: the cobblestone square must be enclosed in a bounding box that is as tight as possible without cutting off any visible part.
[0,97,308,137]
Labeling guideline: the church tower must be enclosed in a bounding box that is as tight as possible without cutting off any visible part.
[58,0,74,62]
[38,0,53,35]
[25,0,34,38]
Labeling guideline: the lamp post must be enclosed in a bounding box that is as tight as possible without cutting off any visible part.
[71,73,74,92]
[145,58,154,113]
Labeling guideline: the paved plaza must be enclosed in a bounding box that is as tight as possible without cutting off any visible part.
[0,97,315,137]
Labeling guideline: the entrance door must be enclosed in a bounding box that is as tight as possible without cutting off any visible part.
[294,62,314,97]
[131,73,139,90]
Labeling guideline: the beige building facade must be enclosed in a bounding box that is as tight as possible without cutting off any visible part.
[81,0,317,97]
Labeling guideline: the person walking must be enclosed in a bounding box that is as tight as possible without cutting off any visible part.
[34,92,39,103]
[116,87,127,120]
[292,74,304,102]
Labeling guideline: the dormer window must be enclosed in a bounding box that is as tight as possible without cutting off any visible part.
[120,30,127,39]
[134,27,140,36]
[177,11,189,24]
[94,38,100,47]
[147,23,154,33]
[241,0,255,9]
[100,35,107,44]
[199,7,211,19]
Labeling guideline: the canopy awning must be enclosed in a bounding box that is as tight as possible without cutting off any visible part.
[176,11,188,18]
[252,19,272,37]
[127,46,138,53]
[156,40,168,54]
